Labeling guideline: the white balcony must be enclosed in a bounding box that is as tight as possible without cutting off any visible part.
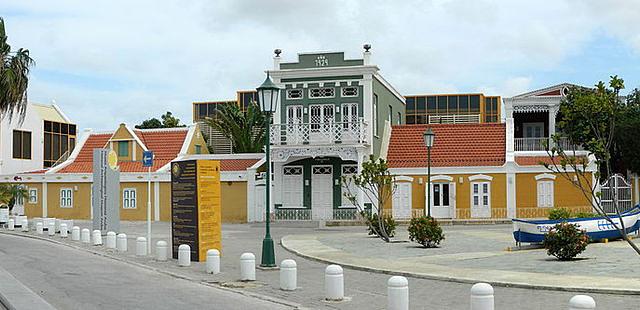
[515,137,584,152]
[270,119,368,146]
[428,114,480,124]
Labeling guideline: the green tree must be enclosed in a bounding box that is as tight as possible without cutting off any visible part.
[616,88,640,174]
[135,111,186,129]
[0,184,28,214]
[0,17,35,121]
[203,102,265,153]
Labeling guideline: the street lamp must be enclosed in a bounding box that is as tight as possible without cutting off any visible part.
[423,128,435,218]
[257,72,280,267]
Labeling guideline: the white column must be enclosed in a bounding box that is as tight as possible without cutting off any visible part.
[548,106,558,138]
[273,162,283,207]
[153,181,160,221]
[356,150,367,210]
[506,171,516,219]
[42,181,48,218]
[505,101,515,161]
[246,168,257,222]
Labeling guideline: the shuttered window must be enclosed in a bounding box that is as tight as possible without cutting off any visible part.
[537,181,554,208]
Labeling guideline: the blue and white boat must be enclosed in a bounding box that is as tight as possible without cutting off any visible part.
[512,205,640,243]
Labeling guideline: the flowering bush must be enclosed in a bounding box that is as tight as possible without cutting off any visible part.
[543,222,589,260]
[408,216,444,248]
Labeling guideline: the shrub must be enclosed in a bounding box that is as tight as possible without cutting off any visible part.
[572,211,599,219]
[548,208,572,220]
[362,212,396,238]
[408,216,445,248]
[542,222,589,260]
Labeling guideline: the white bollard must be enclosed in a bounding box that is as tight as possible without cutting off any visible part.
[21,219,28,232]
[71,226,80,241]
[106,231,116,249]
[156,241,168,262]
[206,249,220,274]
[116,233,128,252]
[92,230,102,245]
[48,222,56,236]
[325,265,344,301]
[388,276,409,310]
[240,253,256,281]
[60,224,68,238]
[7,219,14,231]
[470,283,494,310]
[279,259,297,291]
[81,228,90,243]
[178,244,191,266]
[569,295,596,310]
[136,237,147,256]
[36,222,44,235]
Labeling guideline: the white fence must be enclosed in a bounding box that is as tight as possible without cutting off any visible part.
[270,119,368,146]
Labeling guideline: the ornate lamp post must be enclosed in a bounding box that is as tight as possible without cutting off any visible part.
[257,73,280,267]
[423,128,435,218]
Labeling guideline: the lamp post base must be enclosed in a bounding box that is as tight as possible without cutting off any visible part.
[260,236,276,267]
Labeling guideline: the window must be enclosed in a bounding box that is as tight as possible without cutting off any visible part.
[60,188,73,208]
[341,87,358,97]
[470,95,480,112]
[373,94,378,136]
[471,182,490,208]
[123,188,137,209]
[309,104,334,131]
[341,103,357,129]
[417,96,427,114]
[388,105,393,123]
[28,188,37,204]
[406,97,416,114]
[118,141,129,157]
[286,89,303,100]
[484,97,499,123]
[43,120,77,168]
[432,183,450,207]
[448,96,458,113]
[397,112,402,125]
[437,96,447,113]
[308,87,335,98]
[12,130,32,159]
[195,145,202,154]
[537,180,554,208]
[426,96,436,114]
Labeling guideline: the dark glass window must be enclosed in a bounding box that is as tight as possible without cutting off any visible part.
[44,133,52,160]
[44,121,52,132]
[12,130,31,159]
[406,97,415,113]
[437,96,447,113]
[416,96,426,114]
[69,125,76,135]
[406,115,415,124]
[470,95,480,112]
[61,137,68,155]
[61,123,69,134]
[69,138,76,154]
[443,184,449,206]
[459,95,469,112]
[12,130,21,159]
[416,115,426,124]
[427,96,437,113]
[433,185,440,206]
[52,122,60,133]
[52,135,60,159]
[448,96,458,113]
[198,104,207,119]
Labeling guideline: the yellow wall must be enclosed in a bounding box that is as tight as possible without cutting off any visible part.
[187,125,210,154]
[221,181,247,223]
[24,183,42,218]
[119,182,151,221]
[159,182,172,221]
[46,182,91,219]
[110,125,137,161]
[515,173,592,218]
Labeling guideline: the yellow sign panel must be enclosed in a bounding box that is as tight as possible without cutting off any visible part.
[108,150,118,170]
[196,160,222,262]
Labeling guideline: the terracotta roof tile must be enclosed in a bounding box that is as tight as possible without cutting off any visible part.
[387,123,506,168]
[220,159,260,171]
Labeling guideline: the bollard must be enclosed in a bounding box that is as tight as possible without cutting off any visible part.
[240,253,256,281]
[116,233,128,252]
[48,222,56,236]
[81,228,91,243]
[569,295,596,310]
[279,259,297,291]
[8,219,14,231]
[178,244,191,266]
[156,241,168,262]
[325,265,344,301]
[21,219,28,232]
[36,222,44,235]
[60,224,68,238]
[71,226,80,241]
[92,230,102,245]
[388,276,409,310]
[206,249,220,274]
[136,237,147,256]
[106,231,116,249]
[470,283,494,310]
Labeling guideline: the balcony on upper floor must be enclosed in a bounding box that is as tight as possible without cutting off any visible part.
[270,118,368,146]
[514,136,584,152]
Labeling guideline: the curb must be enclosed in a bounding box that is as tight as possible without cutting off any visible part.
[280,235,640,296]
[0,264,57,310]
[0,231,305,310]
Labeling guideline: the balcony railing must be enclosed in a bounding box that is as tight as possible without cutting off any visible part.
[428,114,481,124]
[515,137,584,152]
[270,119,368,146]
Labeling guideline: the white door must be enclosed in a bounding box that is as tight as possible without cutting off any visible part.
[471,182,491,218]
[312,165,333,219]
[286,105,303,144]
[392,182,412,219]
[282,166,304,208]
[523,122,544,138]
[431,182,454,218]
[309,104,335,143]
[341,103,358,142]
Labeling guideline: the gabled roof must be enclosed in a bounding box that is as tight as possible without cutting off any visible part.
[387,123,506,168]
[511,83,580,99]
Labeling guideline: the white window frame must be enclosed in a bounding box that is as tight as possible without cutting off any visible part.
[308,87,335,99]
[286,89,303,100]
[373,94,378,137]
[60,188,73,208]
[470,182,491,209]
[28,188,38,204]
[123,188,137,209]
[537,180,555,208]
[341,86,358,98]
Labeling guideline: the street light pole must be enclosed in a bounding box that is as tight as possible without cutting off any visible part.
[423,128,435,218]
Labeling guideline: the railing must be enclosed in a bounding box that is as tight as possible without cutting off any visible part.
[273,208,361,221]
[51,150,71,167]
[428,114,481,124]
[515,137,585,152]
[270,119,368,146]
[556,137,585,151]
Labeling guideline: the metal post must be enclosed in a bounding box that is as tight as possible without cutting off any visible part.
[261,112,276,267]
[427,146,431,217]
[147,166,152,254]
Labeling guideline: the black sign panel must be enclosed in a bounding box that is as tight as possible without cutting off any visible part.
[170,160,198,259]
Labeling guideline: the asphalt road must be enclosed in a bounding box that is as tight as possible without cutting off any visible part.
[0,234,289,310]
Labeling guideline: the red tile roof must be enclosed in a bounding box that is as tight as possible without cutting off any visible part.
[221,159,260,171]
[387,123,506,168]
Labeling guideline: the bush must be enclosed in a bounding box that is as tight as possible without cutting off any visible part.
[572,211,599,219]
[362,212,396,238]
[548,208,572,220]
[542,222,589,260]
[408,216,445,248]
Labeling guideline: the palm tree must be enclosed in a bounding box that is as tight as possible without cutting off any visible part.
[0,184,28,214]
[204,102,265,153]
[1,17,35,121]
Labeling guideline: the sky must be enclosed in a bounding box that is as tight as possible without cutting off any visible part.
[3,0,640,131]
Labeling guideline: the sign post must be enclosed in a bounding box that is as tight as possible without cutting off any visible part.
[92,149,120,233]
[142,150,154,254]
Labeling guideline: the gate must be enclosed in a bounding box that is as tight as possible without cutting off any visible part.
[600,174,633,214]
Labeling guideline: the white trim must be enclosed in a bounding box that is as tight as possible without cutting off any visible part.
[536,179,555,208]
[468,174,493,182]
[51,103,72,123]
[373,74,406,104]
[27,187,38,204]
[124,124,148,152]
[59,187,73,208]
[393,175,413,182]
[122,188,137,209]
[470,181,491,218]
[534,173,557,181]
[178,124,197,155]
[430,175,453,182]
[153,181,160,221]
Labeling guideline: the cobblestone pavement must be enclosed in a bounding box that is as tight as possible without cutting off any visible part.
[3,221,640,309]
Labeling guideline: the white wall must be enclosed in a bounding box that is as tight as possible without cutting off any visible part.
[0,103,44,175]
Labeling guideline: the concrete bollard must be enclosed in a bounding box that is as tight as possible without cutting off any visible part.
[21,219,28,232]
[279,259,297,291]
[206,249,220,274]
[136,237,147,256]
[388,276,409,310]
[7,219,14,231]
[48,222,56,236]
[106,231,116,249]
[116,233,127,252]
[470,283,494,310]
[81,228,90,243]
[36,222,44,235]
[92,230,102,245]
[178,244,191,266]
[569,295,596,310]
[156,241,168,261]
[325,265,344,301]
[60,224,68,238]
[240,253,256,281]
[71,226,80,241]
